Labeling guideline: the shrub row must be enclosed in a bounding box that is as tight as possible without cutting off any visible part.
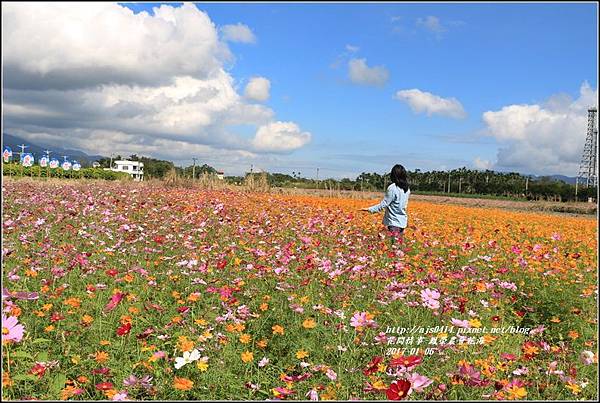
[2,163,131,181]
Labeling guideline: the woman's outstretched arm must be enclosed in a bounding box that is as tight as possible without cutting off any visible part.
[361,186,395,213]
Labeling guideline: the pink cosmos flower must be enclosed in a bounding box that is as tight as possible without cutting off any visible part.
[580,351,597,365]
[306,389,319,401]
[2,315,24,343]
[512,366,529,376]
[420,288,440,310]
[103,292,125,313]
[450,318,471,328]
[112,391,129,401]
[545,361,564,376]
[406,372,433,393]
[152,351,166,360]
[350,311,376,329]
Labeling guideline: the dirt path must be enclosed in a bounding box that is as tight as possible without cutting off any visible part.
[409,194,596,217]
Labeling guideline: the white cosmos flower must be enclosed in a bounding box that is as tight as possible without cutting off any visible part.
[174,349,201,369]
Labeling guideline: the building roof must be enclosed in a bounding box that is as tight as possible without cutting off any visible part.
[114,160,143,165]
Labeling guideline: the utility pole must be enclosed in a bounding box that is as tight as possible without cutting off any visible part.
[110,153,114,169]
[448,172,451,193]
[192,158,197,180]
[459,177,462,193]
[316,167,319,189]
[525,177,529,192]
[575,177,578,198]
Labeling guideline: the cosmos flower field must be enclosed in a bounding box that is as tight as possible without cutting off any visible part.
[1,179,598,400]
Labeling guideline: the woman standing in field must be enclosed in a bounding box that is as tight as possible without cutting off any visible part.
[360,164,410,244]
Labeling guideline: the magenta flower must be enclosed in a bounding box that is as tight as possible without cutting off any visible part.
[2,315,24,343]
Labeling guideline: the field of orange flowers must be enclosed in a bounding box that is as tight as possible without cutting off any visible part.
[2,179,598,400]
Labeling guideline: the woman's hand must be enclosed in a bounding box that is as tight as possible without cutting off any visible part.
[359,207,370,212]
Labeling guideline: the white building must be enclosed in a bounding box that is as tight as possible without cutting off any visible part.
[105,160,144,181]
[216,170,224,180]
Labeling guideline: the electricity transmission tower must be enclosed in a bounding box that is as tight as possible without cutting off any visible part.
[577,107,598,187]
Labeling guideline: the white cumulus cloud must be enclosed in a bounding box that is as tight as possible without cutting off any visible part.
[244,77,271,102]
[482,82,598,175]
[348,58,389,87]
[473,157,493,170]
[221,23,256,44]
[252,122,312,152]
[394,89,466,119]
[2,3,310,172]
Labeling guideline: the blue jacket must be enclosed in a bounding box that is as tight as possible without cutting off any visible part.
[367,184,410,228]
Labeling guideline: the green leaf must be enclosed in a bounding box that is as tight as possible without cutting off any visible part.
[50,373,67,395]
[10,350,34,359]
[36,352,49,362]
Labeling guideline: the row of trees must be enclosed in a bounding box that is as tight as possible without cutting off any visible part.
[225,168,597,202]
[5,152,595,202]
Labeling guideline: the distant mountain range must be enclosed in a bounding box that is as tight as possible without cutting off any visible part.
[1,132,581,183]
[531,174,577,185]
[2,133,105,166]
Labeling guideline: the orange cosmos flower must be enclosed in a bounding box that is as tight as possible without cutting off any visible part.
[81,314,94,326]
[94,351,109,363]
[296,350,309,359]
[302,318,317,329]
[173,377,194,391]
[177,336,194,352]
[241,351,254,363]
[257,339,268,349]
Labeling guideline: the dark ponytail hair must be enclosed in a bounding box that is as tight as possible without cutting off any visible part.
[390,164,409,192]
